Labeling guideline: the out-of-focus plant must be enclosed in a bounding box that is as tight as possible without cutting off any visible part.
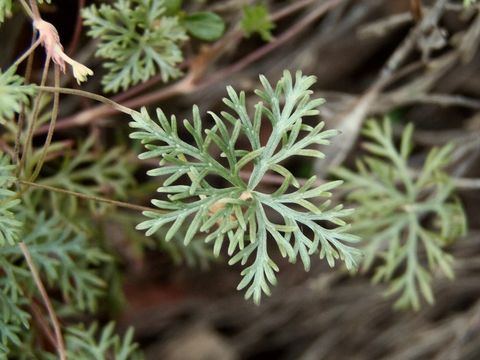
[333,119,467,310]
[82,0,225,92]
[241,4,275,41]
[0,68,36,124]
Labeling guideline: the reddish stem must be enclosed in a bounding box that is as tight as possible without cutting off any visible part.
[67,0,86,55]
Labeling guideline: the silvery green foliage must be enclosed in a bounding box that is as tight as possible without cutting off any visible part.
[0,150,138,355]
[0,153,22,246]
[0,67,35,124]
[82,0,187,93]
[130,71,360,304]
[38,136,135,213]
[0,209,111,355]
[334,119,467,310]
[60,323,142,360]
[19,212,109,312]
[30,323,142,360]
[0,255,29,356]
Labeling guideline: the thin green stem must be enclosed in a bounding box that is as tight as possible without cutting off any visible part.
[19,55,51,178]
[405,212,420,308]
[247,126,282,190]
[30,67,61,182]
[20,180,164,214]
[36,86,136,116]
[178,153,206,200]
[14,31,37,180]
[18,0,34,19]
[247,94,296,190]
[387,142,416,200]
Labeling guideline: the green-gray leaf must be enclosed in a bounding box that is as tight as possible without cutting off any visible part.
[0,67,35,124]
[164,0,182,15]
[241,4,275,41]
[184,11,225,41]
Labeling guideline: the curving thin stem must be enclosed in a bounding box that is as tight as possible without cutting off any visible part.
[19,55,52,178]
[36,86,137,116]
[14,31,38,180]
[30,302,58,351]
[18,0,34,19]
[20,180,163,214]
[30,67,61,182]
[19,242,66,360]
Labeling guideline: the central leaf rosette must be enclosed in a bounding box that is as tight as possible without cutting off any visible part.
[130,70,360,304]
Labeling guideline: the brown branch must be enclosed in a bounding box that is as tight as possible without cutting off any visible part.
[317,0,450,175]
[30,302,58,351]
[111,60,189,104]
[410,0,424,22]
[199,0,344,89]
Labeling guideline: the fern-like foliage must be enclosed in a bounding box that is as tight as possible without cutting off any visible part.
[32,322,142,360]
[82,0,188,93]
[130,71,360,304]
[0,257,30,357]
[19,212,109,312]
[0,153,121,354]
[333,119,467,310]
[60,322,142,360]
[0,67,35,124]
[0,153,22,246]
[35,136,135,215]
[0,153,26,356]
[0,208,116,354]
